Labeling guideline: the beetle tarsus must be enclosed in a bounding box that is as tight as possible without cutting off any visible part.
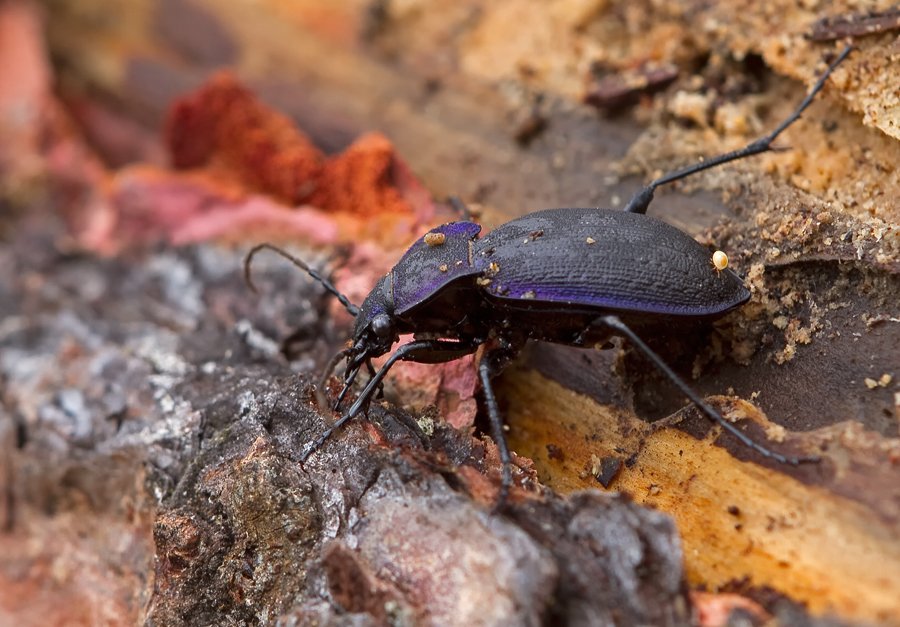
[317,346,357,414]
[300,417,350,464]
[332,364,363,412]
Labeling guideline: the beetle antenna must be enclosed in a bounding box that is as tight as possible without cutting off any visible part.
[245,243,361,316]
[599,315,819,465]
[623,44,853,215]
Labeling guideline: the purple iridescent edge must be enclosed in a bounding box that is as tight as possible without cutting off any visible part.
[392,222,482,315]
[478,277,748,317]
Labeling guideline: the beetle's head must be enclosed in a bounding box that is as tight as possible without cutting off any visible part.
[350,274,398,361]
[317,274,398,412]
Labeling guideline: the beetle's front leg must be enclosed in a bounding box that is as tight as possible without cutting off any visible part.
[477,340,524,512]
[364,359,385,401]
[301,339,481,463]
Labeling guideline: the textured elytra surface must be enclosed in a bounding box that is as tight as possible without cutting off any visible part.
[474,208,750,318]
[391,221,482,315]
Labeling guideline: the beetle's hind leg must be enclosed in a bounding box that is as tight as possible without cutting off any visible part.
[596,315,820,465]
[622,44,853,215]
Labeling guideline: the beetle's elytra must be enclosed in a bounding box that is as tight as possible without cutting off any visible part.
[246,45,853,508]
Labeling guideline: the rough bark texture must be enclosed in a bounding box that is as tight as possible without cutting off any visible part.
[2,0,900,625]
[1,215,693,626]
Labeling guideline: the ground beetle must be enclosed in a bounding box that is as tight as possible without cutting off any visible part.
[246,46,852,506]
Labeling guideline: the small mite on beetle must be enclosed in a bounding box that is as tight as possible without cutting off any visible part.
[424,232,446,246]
[440,264,448,272]
[712,250,728,271]
[586,237,596,244]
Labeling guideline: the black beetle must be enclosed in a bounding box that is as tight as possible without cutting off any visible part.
[246,46,851,506]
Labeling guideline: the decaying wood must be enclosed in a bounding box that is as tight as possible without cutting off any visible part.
[3,0,900,625]
[1,218,698,626]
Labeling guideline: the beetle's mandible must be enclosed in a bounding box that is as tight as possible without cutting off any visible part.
[246,45,853,508]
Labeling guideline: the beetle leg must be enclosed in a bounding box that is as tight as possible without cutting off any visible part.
[316,346,356,412]
[477,348,519,512]
[573,325,613,348]
[300,339,480,463]
[365,359,385,401]
[622,44,853,215]
[597,315,819,465]
[332,364,363,412]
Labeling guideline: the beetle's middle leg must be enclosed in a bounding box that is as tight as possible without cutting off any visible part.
[592,315,819,465]
[477,340,526,512]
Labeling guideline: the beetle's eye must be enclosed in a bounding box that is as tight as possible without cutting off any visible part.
[371,313,392,338]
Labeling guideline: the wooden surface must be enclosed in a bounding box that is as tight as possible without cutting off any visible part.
[6,0,900,624]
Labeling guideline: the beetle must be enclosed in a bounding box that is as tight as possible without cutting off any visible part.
[246,46,852,506]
